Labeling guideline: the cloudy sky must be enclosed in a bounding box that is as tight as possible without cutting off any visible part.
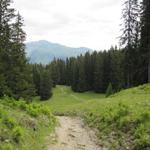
[13,0,123,50]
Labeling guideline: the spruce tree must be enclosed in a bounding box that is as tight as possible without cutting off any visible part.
[71,60,79,92]
[120,0,140,87]
[90,51,97,89]
[140,0,150,83]
[48,59,60,87]
[32,64,42,96]
[8,12,35,99]
[94,52,103,93]
[0,1,35,99]
[84,52,92,90]
[77,56,86,92]
[0,0,15,96]
[33,64,53,100]
[39,70,53,100]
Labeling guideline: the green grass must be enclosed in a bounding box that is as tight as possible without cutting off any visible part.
[43,85,150,150]
[42,85,105,114]
[0,97,56,150]
[1,85,149,149]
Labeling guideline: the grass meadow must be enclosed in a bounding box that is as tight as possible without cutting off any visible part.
[43,85,150,150]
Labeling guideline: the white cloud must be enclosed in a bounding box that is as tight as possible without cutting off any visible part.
[13,0,123,50]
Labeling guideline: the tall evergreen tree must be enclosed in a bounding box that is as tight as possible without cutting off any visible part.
[84,52,92,90]
[32,64,53,100]
[39,70,53,100]
[8,12,35,99]
[32,64,42,96]
[94,52,103,93]
[77,56,86,92]
[0,1,35,99]
[71,60,79,91]
[90,51,97,89]
[66,57,76,86]
[140,0,150,83]
[120,0,140,87]
[0,0,15,96]
[48,59,60,87]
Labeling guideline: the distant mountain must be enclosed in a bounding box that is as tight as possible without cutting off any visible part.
[25,40,92,64]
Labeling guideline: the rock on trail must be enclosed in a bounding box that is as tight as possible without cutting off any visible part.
[47,116,102,150]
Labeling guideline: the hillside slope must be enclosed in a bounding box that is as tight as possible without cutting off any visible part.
[43,84,150,150]
[0,97,56,150]
[26,40,92,64]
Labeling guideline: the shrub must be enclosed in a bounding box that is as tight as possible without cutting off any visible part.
[117,116,131,130]
[1,143,14,150]
[12,126,24,143]
[2,117,16,129]
[26,104,39,117]
[134,133,150,150]
[17,100,27,110]
[138,111,150,123]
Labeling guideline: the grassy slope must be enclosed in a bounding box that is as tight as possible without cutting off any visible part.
[0,97,56,150]
[43,85,150,150]
[43,85,105,114]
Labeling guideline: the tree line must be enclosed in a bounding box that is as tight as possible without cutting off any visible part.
[0,0,149,101]
[0,0,53,100]
[47,48,124,93]
[0,0,35,100]
[46,0,150,93]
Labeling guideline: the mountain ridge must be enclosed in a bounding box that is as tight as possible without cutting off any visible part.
[26,40,92,64]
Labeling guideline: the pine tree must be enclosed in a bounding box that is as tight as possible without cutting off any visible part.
[32,64,42,96]
[90,51,97,89]
[39,70,53,100]
[48,59,60,87]
[102,51,111,92]
[8,12,35,99]
[71,60,79,92]
[33,64,53,100]
[108,47,125,91]
[140,0,150,83]
[94,52,103,93]
[120,0,140,87]
[0,1,35,99]
[84,52,92,90]
[77,56,86,92]
[0,0,16,96]
[57,59,66,85]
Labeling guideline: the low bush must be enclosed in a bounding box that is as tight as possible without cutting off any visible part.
[12,126,24,143]
[0,143,14,150]
[2,117,17,129]
[0,98,56,149]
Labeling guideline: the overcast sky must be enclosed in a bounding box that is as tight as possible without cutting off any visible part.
[13,0,123,50]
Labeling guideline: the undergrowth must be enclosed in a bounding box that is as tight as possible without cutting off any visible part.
[45,84,150,150]
[0,97,56,150]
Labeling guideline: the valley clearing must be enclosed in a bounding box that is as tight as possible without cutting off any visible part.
[47,116,101,150]
[43,85,150,150]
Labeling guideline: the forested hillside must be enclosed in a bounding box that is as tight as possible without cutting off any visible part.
[44,0,150,94]
[0,0,150,149]
[44,85,150,149]
[0,97,55,149]
[0,0,149,100]
[0,0,35,99]
[0,0,53,101]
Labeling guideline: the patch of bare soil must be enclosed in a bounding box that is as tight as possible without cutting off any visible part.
[47,116,104,150]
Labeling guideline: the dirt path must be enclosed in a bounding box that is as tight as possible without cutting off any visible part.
[47,116,101,150]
